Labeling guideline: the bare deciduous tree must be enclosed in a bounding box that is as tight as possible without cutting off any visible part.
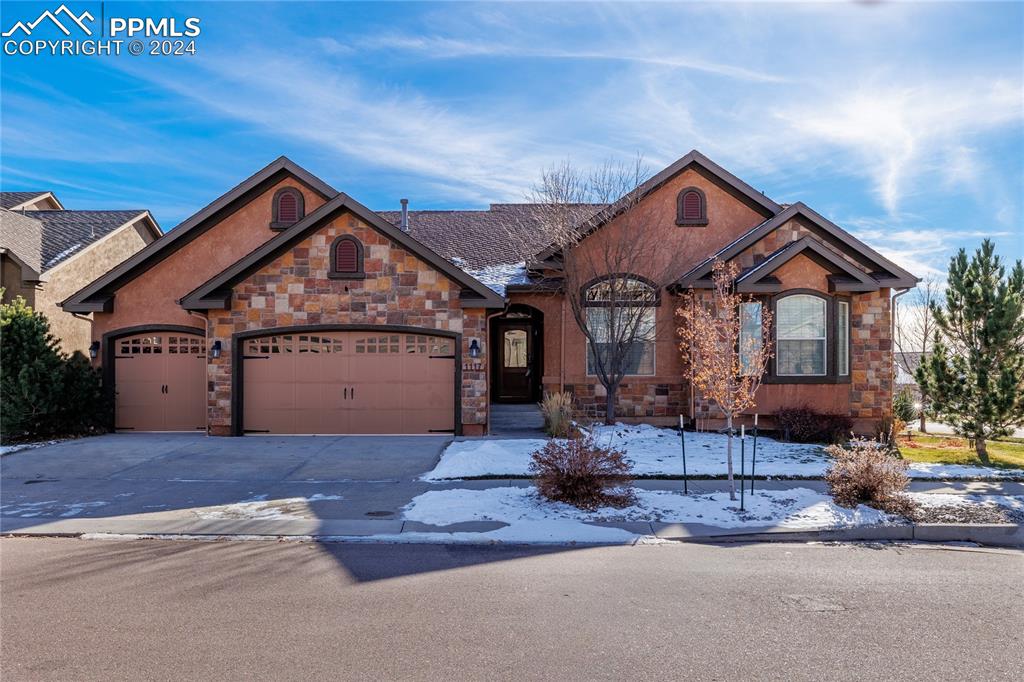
[676,260,773,500]
[502,156,676,424]
[893,275,942,432]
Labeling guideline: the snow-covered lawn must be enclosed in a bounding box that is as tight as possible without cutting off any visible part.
[403,486,893,539]
[424,424,1024,481]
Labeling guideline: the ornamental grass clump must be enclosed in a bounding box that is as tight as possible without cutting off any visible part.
[824,438,914,516]
[530,433,634,510]
[540,391,577,438]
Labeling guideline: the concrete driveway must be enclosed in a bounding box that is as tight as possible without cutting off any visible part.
[0,433,475,527]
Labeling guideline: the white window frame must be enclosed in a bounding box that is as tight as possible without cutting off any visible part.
[776,294,828,377]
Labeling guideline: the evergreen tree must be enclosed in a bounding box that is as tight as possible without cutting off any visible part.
[916,240,1024,462]
[1,296,109,442]
[1,296,67,441]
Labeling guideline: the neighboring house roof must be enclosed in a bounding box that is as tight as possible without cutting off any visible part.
[377,203,603,269]
[895,352,929,385]
[0,209,44,278]
[0,191,63,211]
[180,193,505,310]
[533,149,781,264]
[62,157,339,312]
[1,207,159,280]
[671,202,919,291]
[31,210,155,270]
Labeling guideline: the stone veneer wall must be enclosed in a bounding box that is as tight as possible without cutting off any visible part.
[849,288,892,421]
[549,381,688,423]
[206,212,488,435]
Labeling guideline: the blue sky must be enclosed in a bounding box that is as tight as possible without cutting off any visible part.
[2,1,1021,279]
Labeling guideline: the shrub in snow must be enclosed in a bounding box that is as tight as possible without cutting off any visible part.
[824,438,914,515]
[1,296,109,443]
[774,406,852,444]
[530,433,634,510]
[540,391,577,438]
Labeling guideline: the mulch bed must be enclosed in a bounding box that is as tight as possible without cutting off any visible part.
[908,503,1024,524]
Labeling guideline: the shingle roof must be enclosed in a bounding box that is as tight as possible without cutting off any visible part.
[0,191,50,209]
[31,210,149,270]
[0,209,44,274]
[376,203,603,268]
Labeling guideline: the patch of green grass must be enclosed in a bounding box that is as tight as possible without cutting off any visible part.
[898,434,1024,470]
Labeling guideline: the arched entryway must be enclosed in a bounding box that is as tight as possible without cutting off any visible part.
[489,304,544,403]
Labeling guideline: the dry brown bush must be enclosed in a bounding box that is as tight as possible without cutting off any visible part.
[530,433,634,510]
[825,438,915,515]
[540,391,577,438]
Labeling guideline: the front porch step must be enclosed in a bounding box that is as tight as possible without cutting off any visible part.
[490,403,545,437]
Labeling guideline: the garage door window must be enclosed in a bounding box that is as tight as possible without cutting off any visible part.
[120,336,162,354]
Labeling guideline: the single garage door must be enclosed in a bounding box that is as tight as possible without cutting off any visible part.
[242,331,456,434]
[114,332,207,431]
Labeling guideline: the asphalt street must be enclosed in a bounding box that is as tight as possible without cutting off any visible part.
[2,537,1021,681]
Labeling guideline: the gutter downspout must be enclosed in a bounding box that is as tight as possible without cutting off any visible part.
[890,287,911,389]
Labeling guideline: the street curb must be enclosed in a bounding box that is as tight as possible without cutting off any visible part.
[2,517,1021,548]
[666,523,1024,548]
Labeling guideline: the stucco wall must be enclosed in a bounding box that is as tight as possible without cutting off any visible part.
[517,174,894,430]
[90,178,327,342]
[206,210,489,435]
[1,254,37,307]
[37,222,156,355]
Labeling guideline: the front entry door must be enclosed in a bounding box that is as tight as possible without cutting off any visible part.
[497,324,532,401]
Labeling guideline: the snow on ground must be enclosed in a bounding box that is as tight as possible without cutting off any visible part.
[0,499,109,518]
[192,494,343,520]
[908,492,1024,512]
[403,486,892,533]
[424,423,1024,481]
[0,440,63,456]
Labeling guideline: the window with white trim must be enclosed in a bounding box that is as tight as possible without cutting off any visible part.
[837,300,849,376]
[776,294,826,376]
[583,277,657,376]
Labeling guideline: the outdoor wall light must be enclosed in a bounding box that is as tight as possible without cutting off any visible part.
[89,341,100,359]
[469,339,481,358]
[211,340,222,359]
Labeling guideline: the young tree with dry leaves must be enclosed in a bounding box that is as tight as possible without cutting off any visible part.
[677,260,773,500]
[500,157,674,424]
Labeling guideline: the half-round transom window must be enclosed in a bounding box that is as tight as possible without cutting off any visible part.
[583,276,658,305]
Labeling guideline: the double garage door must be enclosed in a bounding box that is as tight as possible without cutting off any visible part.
[113,329,456,435]
[241,331,456,435]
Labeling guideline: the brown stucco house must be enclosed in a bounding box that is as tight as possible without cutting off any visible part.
[62,151,916,436]
[1,191,161,354]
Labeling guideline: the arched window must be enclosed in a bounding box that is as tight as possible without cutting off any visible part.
[582,275,658,376]
[270,188,304,229]
[676,187,707,226]
[776,294,827,376]
[329,235,365,279]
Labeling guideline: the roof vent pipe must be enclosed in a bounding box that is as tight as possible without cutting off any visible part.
[400,198,409,232]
